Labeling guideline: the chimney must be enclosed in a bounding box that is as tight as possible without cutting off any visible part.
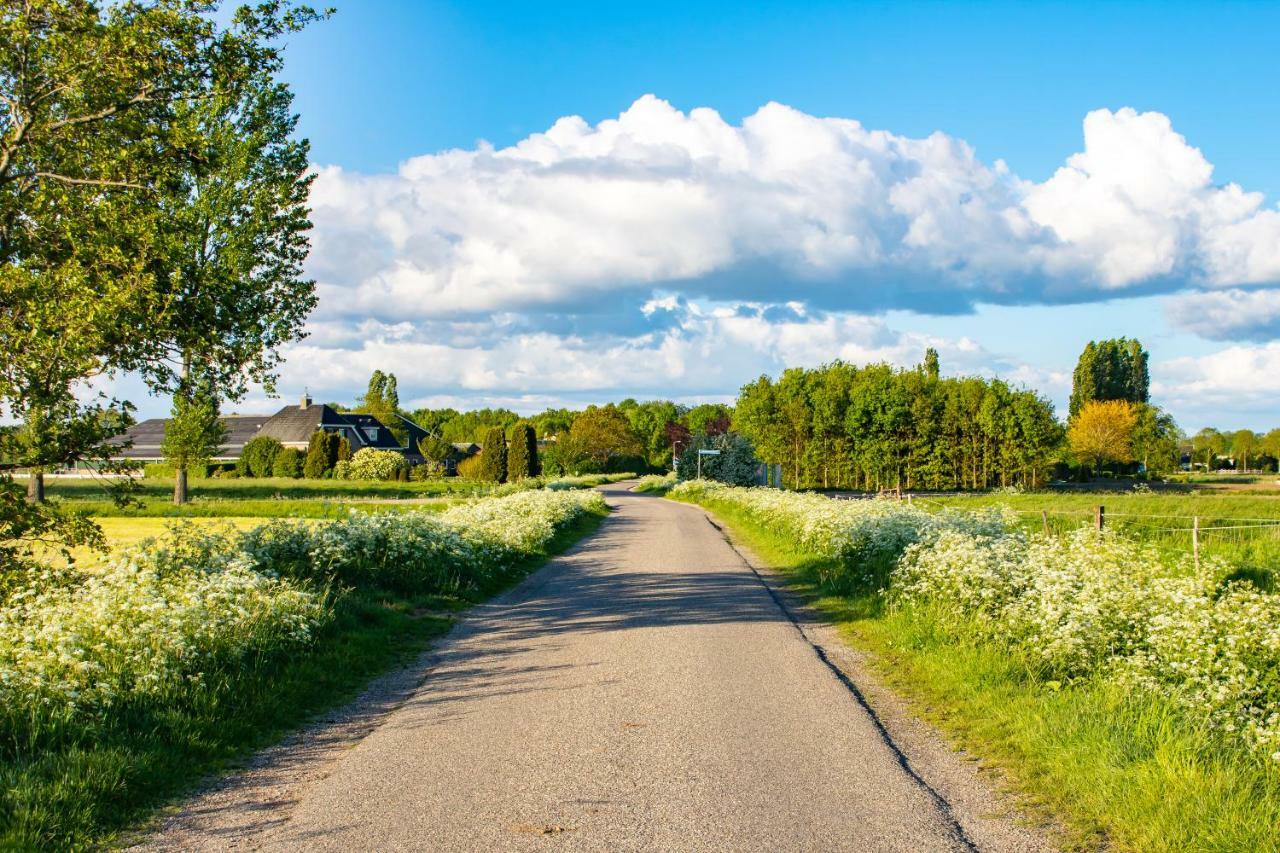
[301,389,312,409]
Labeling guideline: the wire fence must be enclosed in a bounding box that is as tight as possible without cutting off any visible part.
[896,495,1280,569]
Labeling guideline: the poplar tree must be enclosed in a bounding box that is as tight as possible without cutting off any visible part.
[507,423,538,480]
[478,427,508,482]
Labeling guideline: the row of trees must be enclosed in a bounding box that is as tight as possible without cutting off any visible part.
[733,352,1062,491]
[1,1,323,535]
[1187,427,1280,471]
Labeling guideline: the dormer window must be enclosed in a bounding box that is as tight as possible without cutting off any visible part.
[362,427,379,442]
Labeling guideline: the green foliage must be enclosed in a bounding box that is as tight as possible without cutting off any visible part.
[506,423,538,480]
[303,430,330,479]
[1069,338,1150,418]
[678,432,760,485]
[477,427,508,482]
[161,382,227,479]
[735,360,1063,490]
[412,407,520,444]
[239,436,283,478]
[343,448,407,481]
[271,447,304,479]
[417,433,454,467]
[684,403,733,436]
[336,435,352,463]
[357,371,407,445]
[562,405,645,473]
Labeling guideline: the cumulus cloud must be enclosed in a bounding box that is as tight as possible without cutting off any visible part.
[1165,287,1280,341]
[1154,343,1280,428]
[308,97,1280,325]
[252,301,1024,412]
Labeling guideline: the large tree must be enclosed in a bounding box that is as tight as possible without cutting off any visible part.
[1069,338,1150,418]
[565,406,645,472]
[1068,400,1137,476]
[144,8,320,502]
[0,0,317,538]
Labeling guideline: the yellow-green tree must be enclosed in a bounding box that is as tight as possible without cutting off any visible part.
[1069,400,1138,476]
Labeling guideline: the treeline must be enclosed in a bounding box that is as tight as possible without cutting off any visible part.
[1187,427,1280,471]
[406,396,733,472]
[733,353,1062,491]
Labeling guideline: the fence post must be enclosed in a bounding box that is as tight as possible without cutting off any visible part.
[1095,505,1105,532]
[1193,516,1200,571]
[1041,510,1049,535]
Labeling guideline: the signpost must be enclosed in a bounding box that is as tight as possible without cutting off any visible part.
[697,448,720,479]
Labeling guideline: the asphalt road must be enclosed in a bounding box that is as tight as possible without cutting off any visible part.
[144,483,1042,852]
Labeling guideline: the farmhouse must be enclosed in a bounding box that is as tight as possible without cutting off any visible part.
[110,393,429,465]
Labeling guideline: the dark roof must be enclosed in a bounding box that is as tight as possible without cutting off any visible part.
[108,401,408,461]
[111,415,272,460]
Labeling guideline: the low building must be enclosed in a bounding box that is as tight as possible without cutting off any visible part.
[109,393,412,465]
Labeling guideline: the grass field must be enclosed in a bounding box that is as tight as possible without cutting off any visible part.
[677,489,1280,852]
[919,490,1280,581]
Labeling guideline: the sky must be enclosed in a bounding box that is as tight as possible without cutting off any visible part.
[125,0,1280,430]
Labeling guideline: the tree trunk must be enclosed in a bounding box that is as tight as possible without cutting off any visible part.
[26,469,45,503]
[174,466,188,505]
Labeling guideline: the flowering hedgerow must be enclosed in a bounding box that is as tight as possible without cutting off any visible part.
[675,482,1280,762]
[896,527,1280,761]
[671,480,1011,589]
[0,488,606,739]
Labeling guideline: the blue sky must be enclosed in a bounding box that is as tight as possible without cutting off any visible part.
[155,0,1280,431]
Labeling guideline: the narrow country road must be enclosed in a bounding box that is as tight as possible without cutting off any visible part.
[141,483,1045,852]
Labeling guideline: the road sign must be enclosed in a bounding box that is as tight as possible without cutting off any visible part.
[697,449,721,455]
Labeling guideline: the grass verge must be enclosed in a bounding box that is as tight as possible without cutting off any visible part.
[0,504,608,850]
[675,492,1280,853]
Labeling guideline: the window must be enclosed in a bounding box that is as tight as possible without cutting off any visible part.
[362,427,379,442]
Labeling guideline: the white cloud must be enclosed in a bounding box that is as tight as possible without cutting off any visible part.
[308,97,1280,325]
[1165,287,1280,341]
[1154,343,1280,429]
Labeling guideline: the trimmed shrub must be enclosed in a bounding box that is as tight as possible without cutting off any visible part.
[336,435,352,463]
[507,423,538,480]
[346,448,407,481]
[272,447,304,479]
[477,427,507,482]
[303,430,330,479]
[457,454,485,479]
[240,436,283,479]
[144,462,210,479]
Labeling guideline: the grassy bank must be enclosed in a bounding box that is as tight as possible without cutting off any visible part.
[674,489,1280,852]
[0,496,609,849]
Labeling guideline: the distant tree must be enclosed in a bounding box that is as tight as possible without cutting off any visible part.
[923,347,941,380]
[1068,400,1138,476]
[477,427,508,482]
[507,423,539,480]
[684,403,733,437]
[160,381,228,504]
[358,370,407,444]
[1131,404,1181,475]
[272,447,304,478]
[239,435,283,478]
[530,408,577,438]
[303,430,330,479]
[625,400,686,468]
[1231,429,1261,472]
[568,406,645,472]
[1069,338,1150,418]
[418,434,454,472]
[1263,428,1280,464]
[1192,427,1227,469]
